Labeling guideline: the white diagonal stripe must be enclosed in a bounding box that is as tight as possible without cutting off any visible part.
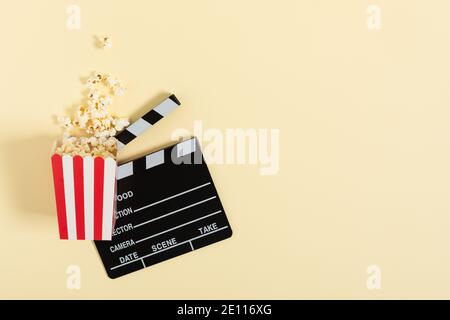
[146,150,164,169]
[153,98,178,116]
[117,140,126,150]
[177,138,196,157]
[117,161,133,180]
[126,118,152,137]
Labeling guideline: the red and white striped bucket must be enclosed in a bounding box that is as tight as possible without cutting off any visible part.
[51,153,117,240]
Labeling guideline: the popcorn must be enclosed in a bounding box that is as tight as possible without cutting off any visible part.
[99,96,112,107]
[114,118,130,131]
[55,72,129,158]
[102,36,112,49]
[53,71,124,241]
[105,137,116,148]
[88,90,100,102]
[113,86,125,97]
[57,116,73,129]
[105,75,118,87]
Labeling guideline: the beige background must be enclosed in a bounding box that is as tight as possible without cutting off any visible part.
[0,0,449,299]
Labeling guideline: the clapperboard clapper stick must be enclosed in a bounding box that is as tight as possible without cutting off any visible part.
[115,94,181,150]
[95,138,233,278]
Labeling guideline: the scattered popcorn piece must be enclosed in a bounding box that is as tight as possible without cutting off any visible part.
[99,96,113,107]
[102,37,112,49]
[57,116,73,129]
[105,75,118,87]
[113,86,125,97]
[88,90,100,102]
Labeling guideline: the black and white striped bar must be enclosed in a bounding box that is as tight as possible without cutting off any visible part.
[116,138,197,180]
[95,138,233,279]
[116,94,181,150]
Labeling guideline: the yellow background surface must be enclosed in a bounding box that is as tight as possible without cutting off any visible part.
[0,0,449,299]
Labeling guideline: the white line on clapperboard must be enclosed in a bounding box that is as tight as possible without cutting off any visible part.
[133,196,217,228]
[133,182,212,213]
[110,226,229,270]
[135,210,222,243]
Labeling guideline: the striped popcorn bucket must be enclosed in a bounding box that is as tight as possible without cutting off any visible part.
[51,153,117,240]
[50,94,180,240]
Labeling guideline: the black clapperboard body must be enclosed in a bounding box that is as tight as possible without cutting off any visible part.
[95,95,232,279]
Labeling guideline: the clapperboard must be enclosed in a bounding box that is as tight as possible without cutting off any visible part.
[95,95,233,279]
